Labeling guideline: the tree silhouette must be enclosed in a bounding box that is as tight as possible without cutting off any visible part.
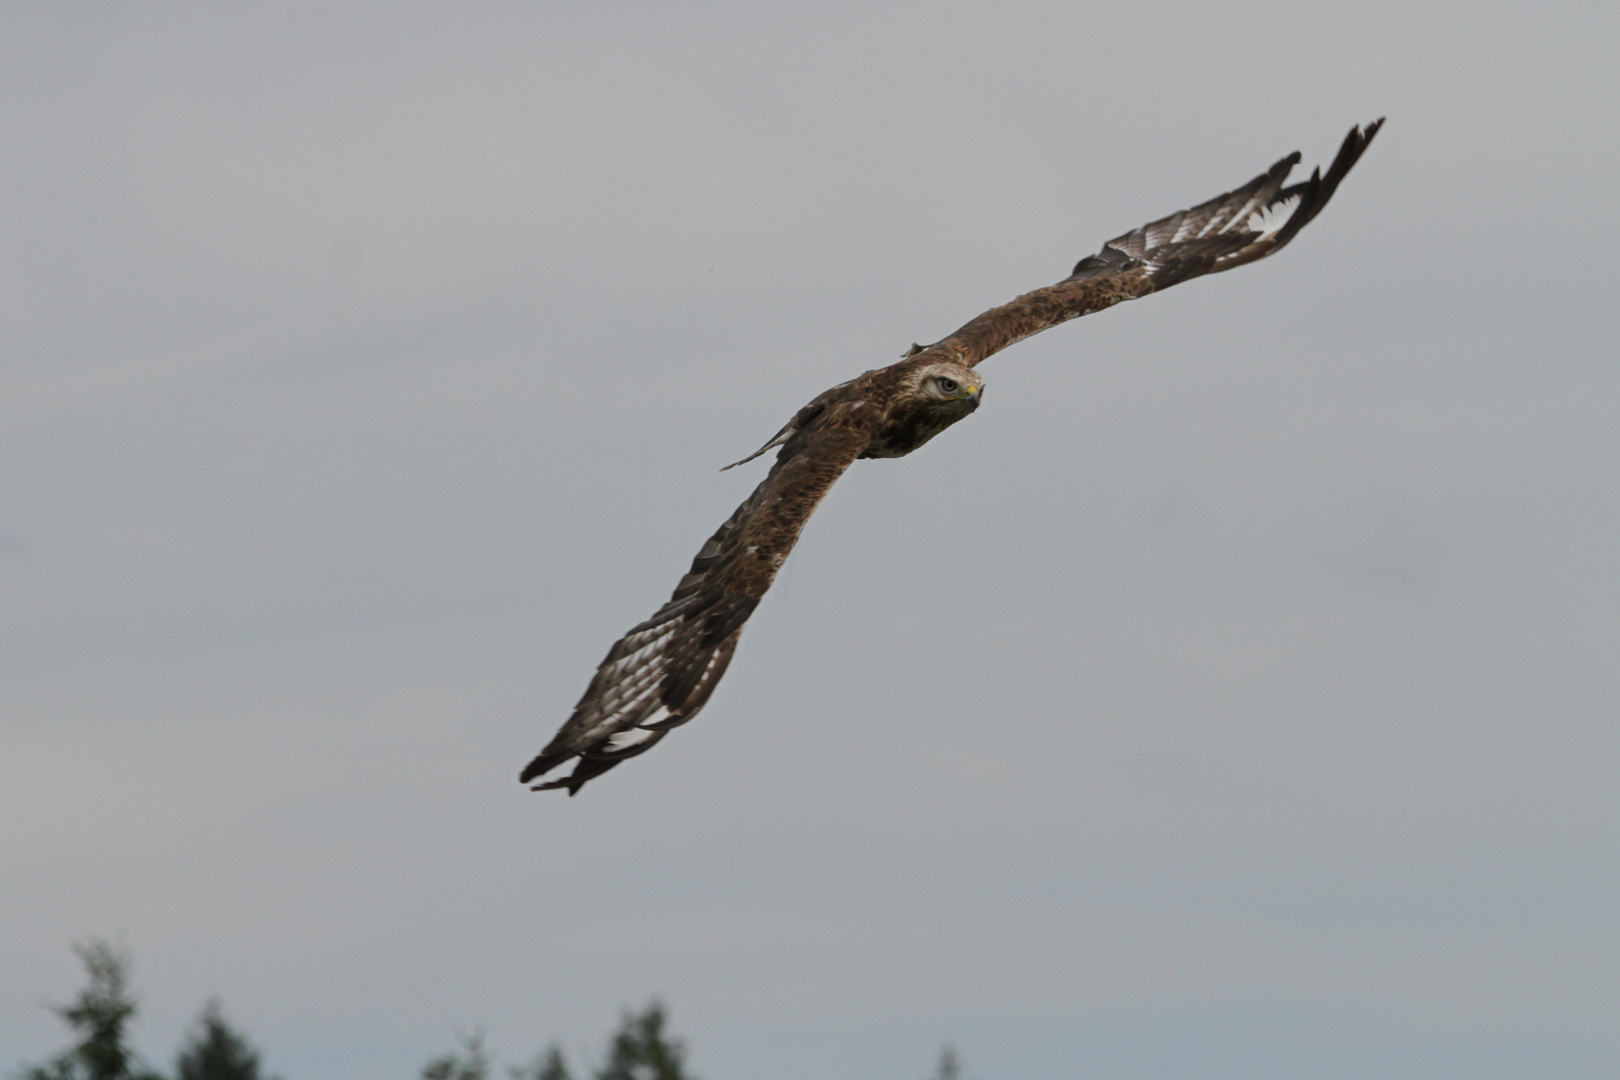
[508,1046,572,1080]
[593,1003,694,1080]
[421,1031,492,1080]
[21,940,163,1080]
[174,1000,274,1080]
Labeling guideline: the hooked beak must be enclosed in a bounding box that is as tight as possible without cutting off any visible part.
[964,386,981,411]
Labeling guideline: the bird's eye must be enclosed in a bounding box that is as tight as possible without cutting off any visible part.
[937,377,959,393]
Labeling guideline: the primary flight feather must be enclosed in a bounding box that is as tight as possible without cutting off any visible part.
[523,120,1384,795]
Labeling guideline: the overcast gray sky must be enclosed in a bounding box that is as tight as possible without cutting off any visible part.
[2,3,1617,1078]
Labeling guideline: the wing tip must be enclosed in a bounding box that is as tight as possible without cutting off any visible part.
[519,750,564,785]
[530,777,583,796]
[524,754,590,795]
[1258,116,1385,250]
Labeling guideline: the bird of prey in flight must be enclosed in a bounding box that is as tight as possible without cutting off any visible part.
[523,120,1384,795]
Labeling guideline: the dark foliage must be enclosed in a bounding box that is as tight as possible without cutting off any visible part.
[507,1046,571,1080]
[26,940,962,1080]
[175,1000,272,1080]
[592,1004,694,1080]
[421,1031,491,1080]
[20,940,163,1080]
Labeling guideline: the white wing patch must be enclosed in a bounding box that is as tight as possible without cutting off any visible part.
[1246,194,1302,240]
[639,704,676,730]
[606,728,661,751]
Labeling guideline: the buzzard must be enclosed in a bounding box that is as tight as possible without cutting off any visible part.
[524,120,1384,795]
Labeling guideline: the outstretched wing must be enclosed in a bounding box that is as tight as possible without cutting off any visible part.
[522,406,872,795]
[918,120,1383,368]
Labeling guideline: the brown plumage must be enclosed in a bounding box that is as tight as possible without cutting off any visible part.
[523,120,1383,795]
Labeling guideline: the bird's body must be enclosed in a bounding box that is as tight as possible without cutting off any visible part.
[524,121,1384,795]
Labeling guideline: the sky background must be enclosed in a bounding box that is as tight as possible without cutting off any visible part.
[2,3,1617,1078]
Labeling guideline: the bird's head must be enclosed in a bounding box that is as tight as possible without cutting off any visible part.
[859,356,987,459]
[902,360,984,416]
